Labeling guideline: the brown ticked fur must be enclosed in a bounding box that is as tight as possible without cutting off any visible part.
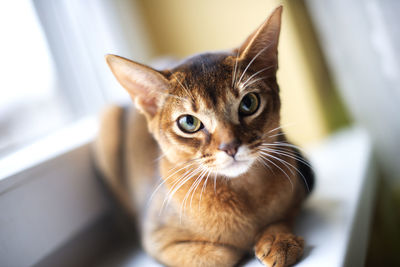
[94,6,313,267]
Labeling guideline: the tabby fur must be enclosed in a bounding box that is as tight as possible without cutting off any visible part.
[94,6,314,267]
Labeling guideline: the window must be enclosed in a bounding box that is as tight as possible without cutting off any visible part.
[0,0,152,158]
[0,0,70,156]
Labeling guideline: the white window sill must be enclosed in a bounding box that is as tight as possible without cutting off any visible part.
[0,118,376,267]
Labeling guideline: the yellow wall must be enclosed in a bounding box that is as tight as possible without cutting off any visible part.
[137,0,328,146]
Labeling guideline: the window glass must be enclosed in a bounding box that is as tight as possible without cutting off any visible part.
[0,1,70,156]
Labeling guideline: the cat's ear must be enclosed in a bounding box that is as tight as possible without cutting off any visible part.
[238,6,282,73]
[105,55,169,117]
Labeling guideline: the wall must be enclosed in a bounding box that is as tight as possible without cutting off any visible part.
[137,0,332,146]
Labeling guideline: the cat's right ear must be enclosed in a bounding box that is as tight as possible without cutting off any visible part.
[105,55,169,118]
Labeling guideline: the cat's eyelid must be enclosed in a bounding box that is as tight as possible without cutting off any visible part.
[239,87,261,96]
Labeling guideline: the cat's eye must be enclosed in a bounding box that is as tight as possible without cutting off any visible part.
[239,92,259,116]
[177,115,203,133]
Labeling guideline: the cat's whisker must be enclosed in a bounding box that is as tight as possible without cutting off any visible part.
[259,151,295,176]
[159,164,203,214]
[163,160,198,184]
[237,44,272,87]
[180,167,207,221]
[256,157,273,173]
[189,168,208,209]
[170,71,195,102]
[240,66,272,90]
[213,172,218,194]
[240,76,268,91]
[163,168,193,201]
[267,132,286,139]
[164,93,189,103]
[267,149,312,169]
[165,165,202,206]
[259,154,294,191]
[264,122,300,137]
[260,149,311,192]
[153,154,166,163]
[199,169,211,210]
[158,168,193,215]
[266,125,284,135]
[232,49,240,87]
[271,141,306,153]
[164,157,201,176]
[261,146,313,169]
[183,79,192,99]
[153,148,172,163]
[187,170,205,211]
[149,160,199,209]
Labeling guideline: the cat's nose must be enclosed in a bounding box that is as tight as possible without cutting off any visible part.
[218,139,241,157]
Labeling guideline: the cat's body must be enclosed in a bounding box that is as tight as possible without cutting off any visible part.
[95,7,314,267]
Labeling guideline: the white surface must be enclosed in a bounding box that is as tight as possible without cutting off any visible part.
[0,117,108,267]
[103,127,374,267]
[0,117,98,192]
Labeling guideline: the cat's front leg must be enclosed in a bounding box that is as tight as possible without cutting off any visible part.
[254,223,304,267]
[144,227,244,267]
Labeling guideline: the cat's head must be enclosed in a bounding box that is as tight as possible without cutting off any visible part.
[106,6,283,178]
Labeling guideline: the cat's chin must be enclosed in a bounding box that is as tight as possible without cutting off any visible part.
[216,159,254,178]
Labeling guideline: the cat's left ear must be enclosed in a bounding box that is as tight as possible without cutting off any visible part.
[238,6,282,73]
[105,55,169,118]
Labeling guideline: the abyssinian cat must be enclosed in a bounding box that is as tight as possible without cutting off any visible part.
[95,6,314,267]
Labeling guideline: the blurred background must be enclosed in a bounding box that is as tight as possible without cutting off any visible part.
[0,0,399,265]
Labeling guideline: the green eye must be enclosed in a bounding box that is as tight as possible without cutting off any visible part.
[239,92,259,116]
[177,115,203,133]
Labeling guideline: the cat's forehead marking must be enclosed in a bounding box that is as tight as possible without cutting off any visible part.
[168,52,245,127]
[172,52,239,106]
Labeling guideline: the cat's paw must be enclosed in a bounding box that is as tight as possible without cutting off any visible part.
[254,233,304,267]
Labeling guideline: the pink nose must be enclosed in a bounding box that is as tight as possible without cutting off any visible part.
[218,139,241,157]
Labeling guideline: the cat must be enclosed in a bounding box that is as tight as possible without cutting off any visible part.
[94,6,314,267]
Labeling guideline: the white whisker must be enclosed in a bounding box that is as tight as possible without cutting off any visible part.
[240,76,267,91]
[170,72,195,102]
[199,170,211,210]
[237,44,272,87]
[189,169,208,209]
[264,122,300,137]
[213,172,218,194]
[256,157,273,173]
[180,168,206,221]
[232,50,240,87]
[272,142,306,153]
[166,166,202,203]
[149,160,199,208]
[159,165,202,215]
[241,66,272,89]
[261,146,312,168]
[260,151,295,176]
[259,154,294,190]
[260,149,310,192]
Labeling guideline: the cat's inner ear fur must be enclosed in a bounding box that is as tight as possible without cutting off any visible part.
[105,55,169,117]
[238,6,282,74]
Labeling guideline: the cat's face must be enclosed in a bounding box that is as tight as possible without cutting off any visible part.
[155,53,280,177]
[106,7,282,178]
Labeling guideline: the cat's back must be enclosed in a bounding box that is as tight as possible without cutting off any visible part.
[94,105,159,216]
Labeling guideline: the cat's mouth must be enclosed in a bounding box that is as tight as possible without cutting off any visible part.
[216,158,254,178]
